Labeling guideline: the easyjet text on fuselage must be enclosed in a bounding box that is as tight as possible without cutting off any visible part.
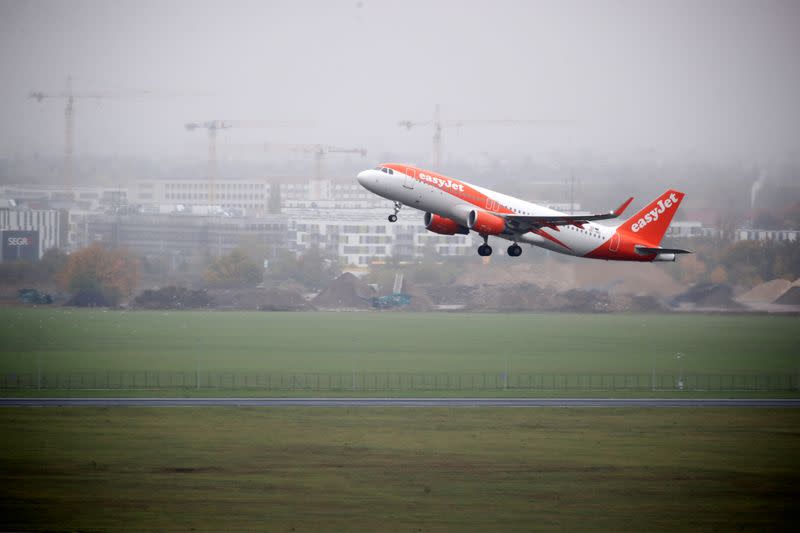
[417,172,465,193]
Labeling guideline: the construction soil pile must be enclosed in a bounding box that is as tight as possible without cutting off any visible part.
[454,262,574,291]
[573,261,685,297]
[671,283,743,309]
[313,272,376,309]
[425,281,671,312]
[401,281,436,312]
[208,287,314,311]
[453,259,685,297]
[738,279,793,304]
[133,286,214,309]
[464,283,614,312]
[427,285,480,307]
[774,281,800,305]
[258,289,317,311]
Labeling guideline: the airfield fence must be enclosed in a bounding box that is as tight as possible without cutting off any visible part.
[1,371,798,391]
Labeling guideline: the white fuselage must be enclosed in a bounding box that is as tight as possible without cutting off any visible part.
[356,167,614,257]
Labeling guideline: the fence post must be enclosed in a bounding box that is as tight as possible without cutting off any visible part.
[651,353,656,392]
[36,354,41,391]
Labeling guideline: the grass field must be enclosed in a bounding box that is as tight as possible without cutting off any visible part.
[1,308,798,377]
[1,407,798,531]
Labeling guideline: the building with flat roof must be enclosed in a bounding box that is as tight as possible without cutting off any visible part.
[735,229,799,242]
[86,212,290,260]
[287,207,476,266]
[0,201,67,261]
[130,176,380,214]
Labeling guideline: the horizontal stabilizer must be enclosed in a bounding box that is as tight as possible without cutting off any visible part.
[635,246,692,255]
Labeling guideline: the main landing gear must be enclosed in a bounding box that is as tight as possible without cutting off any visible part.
[388,202,402,222]
[477,234,493,256]
[476,237,522,257]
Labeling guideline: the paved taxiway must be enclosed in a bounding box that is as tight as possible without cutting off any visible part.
[1,398,799,408]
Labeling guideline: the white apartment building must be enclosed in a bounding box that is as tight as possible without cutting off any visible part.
[735,229,799,242]
[0,201,67,261]
[132,177,376,213]
[133,179,271,212]
[287,207,476,266]
[665,221,719,239]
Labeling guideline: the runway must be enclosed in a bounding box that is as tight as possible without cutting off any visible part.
[1,398,799,408]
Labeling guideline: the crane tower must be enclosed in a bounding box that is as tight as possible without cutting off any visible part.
[399,104,568,168]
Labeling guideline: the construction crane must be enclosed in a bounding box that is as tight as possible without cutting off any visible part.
[262,143,367,180]
[399,103,569,168]
[185,120,309,203]
[29,75,155,191]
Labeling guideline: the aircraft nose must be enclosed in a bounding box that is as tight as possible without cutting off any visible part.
[357,169,380,192]
[356,169,370,187]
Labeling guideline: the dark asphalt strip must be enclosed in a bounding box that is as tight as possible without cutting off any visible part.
[1,398,799,408]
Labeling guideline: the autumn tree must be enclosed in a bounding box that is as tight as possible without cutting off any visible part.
[204,248,263,286]
[38,248,68,281]
[57,244,140,304]
[262,246,340,289]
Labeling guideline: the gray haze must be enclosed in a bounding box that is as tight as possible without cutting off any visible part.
[1,0,799,166]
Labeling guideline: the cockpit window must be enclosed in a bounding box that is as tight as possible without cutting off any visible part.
[387,168,394,174]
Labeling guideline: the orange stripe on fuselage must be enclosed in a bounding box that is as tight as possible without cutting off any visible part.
[532,228,572,251]
[383,164,515,215]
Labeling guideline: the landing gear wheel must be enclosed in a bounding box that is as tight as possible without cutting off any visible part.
[478,244,493,256]
[507,244,522,257]
[388,202,402,222]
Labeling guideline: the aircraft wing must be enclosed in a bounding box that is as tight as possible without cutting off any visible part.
[501,197,634,230]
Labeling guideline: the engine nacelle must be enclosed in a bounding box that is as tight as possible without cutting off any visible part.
[468,209,506,235]
[651,253,676,262]
[424,212,469,235]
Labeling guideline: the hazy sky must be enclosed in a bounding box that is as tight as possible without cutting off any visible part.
[1,0,799,165]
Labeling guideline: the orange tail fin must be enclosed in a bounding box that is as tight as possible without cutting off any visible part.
[619,190,685,245]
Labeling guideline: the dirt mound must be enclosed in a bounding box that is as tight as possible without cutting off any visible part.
[774,285,800,305]
[468,283,546,311]
[737,279,793,303]
[454,261,575,290]
[401,281,436,312]
[573,261,685,297]
[427,285,479,306]
[276,279,312,295]
[258,289,316,311]
[314,272,375,309]
[629,294,670,312]
[467,283,617,312]
[133,286,214,309]
[429,281,670,313]
[207,288,314,311]
[453,259,684,297]
[672,283,743,309]
[556,289,613,312]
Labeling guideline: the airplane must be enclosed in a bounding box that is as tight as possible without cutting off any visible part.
[356,164,691,262]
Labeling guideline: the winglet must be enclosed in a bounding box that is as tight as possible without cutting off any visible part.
[612,197,634,217]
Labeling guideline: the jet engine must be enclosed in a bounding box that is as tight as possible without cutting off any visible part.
[468,209,506,235]
[424,212,469,235]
